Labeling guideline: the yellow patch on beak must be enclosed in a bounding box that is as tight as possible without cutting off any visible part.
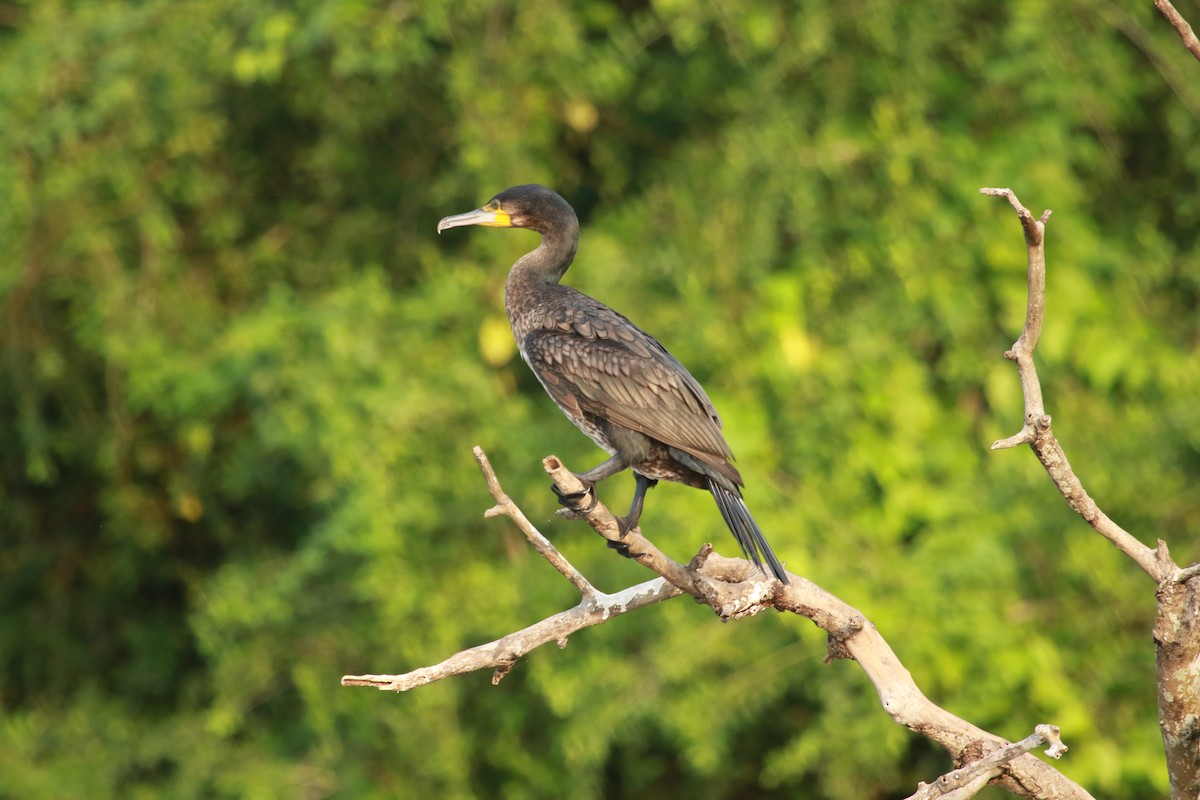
[482,209,512,227]
[437,206,514,233]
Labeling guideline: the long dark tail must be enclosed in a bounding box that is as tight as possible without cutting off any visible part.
[708,481,789,584]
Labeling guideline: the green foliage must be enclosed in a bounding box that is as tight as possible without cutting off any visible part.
[2,0,1197,797]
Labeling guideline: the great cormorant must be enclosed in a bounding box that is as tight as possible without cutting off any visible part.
[438,184,788,584]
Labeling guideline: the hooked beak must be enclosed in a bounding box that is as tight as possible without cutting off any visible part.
[436,206,513,234]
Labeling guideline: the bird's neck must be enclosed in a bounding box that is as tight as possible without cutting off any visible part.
[506,228,578,295]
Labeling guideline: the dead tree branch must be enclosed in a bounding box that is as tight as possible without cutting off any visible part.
[906,725,1068,800]
[341,448,685,690]
[1155,0,1200,62]
[343,446,1094,799]
[476,447,596,596]
[340,576,681,690]
[982,187,1200,800]
[979,187,1163,581]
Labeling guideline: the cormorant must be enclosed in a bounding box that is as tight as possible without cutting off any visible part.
[438,184,788,584]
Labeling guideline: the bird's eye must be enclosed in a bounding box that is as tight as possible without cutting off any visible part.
[485,200,500,211]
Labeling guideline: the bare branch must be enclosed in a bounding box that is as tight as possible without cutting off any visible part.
[984,188,1200,797]
[1156,0,1200,62]
[980,188,1164,581]
[474,446,596,597]
[771,572,1089,799]
[341,577,681,690]
[905,725,1068,800]
[980,187,1049,447]
[344,448,1095,799]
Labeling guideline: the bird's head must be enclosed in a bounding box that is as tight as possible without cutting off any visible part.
[437,184,578,237]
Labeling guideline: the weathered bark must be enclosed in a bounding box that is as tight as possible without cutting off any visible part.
[1155,553,1200,797]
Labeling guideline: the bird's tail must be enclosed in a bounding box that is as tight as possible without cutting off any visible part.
[708,481,789,584]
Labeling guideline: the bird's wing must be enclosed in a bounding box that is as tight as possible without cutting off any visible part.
[521,301,738,477]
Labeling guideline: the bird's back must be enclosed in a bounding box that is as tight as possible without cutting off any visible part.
[509,281,742,487]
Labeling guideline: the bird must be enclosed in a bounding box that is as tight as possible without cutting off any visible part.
[438,184,788,584]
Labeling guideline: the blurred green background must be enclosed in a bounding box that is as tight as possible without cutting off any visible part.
[2,0,1198,797]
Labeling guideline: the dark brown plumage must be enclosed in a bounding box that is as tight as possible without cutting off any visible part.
[438,184,788,583]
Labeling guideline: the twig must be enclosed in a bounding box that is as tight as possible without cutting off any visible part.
[1173,562,1200,584]
[979,187,1049,448]
[980,188,1164,581]
[474,447,596,597]
[905,725,1068,800]
[1155,0,1200,62]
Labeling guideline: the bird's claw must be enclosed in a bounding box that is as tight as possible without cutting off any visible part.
[605,538,642,559]
[550,481,597,513]
[550,478,642,559]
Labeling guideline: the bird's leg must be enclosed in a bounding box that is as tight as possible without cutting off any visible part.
[576,454,630,484]
[606,473,657,558]
[618,473,657,535]
[550,455,627,513]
